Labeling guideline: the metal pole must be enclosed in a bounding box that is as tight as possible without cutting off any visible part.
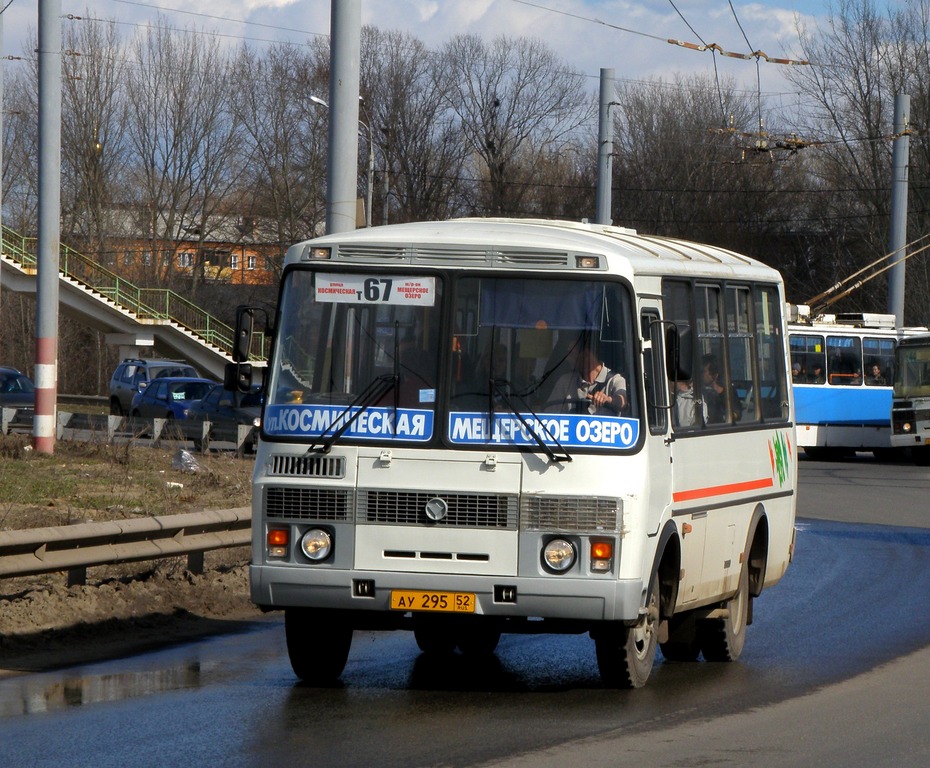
[365,124,373,227]
[324,0,362,235]
[35,0,62,454]
[887,93,909,327]
[595,68,615,225]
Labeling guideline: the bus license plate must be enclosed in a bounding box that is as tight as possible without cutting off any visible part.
[390,590,475,613]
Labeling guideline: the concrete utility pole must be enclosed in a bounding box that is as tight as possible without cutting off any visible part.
[595,68,615,225]
[0,11,4,333]
[324,0,362,235]
[887,93,909,327]
[35,0,62,453]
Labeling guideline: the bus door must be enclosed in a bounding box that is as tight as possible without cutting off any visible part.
[641,306,672,535]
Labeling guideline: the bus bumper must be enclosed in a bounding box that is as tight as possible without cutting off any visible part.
[250,564,645,624]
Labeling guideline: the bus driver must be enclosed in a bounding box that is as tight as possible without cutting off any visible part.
[548,342,627,416]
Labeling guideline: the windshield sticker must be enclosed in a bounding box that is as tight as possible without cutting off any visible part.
[316,273,436,306]
[448,412,639,449]
[265,404,434,442]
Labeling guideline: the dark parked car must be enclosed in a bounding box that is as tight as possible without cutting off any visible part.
[109,358,200,415]
[0,367,35,425]
[128,377,216,420]
[185,384,263,451]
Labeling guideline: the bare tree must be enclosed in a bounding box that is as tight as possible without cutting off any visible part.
[230,41,329,275]
[2,59,39,233]
[60,18,129,268]
[361,27,471,223]
[123,17,242,296]
[783,0,930,320]
[435,34,593,216]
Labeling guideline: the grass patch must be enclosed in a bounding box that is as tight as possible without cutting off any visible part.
[0,434,253,530]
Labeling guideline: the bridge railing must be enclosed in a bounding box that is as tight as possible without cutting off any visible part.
[1,225,266,360]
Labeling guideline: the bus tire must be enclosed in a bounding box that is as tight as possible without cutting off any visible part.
[413,620,457,655]
[660,611,701,662]
[457,625,501,656]
[914,447,930,466]
[698,563,749,662]
[594,572,659,688]
[284,608,353,683]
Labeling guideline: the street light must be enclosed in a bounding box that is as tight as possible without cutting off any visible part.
[310,95,374,228]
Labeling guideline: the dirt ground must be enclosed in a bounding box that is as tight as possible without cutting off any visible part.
[0,436,267,676]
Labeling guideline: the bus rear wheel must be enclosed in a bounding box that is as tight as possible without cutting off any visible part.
[698,564,749,662]
[284,608,353,683]
[594,573,659,688]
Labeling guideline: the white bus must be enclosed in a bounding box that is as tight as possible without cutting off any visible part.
[891,333,930,464]
[231,218,797,689]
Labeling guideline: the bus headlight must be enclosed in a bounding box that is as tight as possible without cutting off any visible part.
[300,528,333,561]
[542,538,576,572]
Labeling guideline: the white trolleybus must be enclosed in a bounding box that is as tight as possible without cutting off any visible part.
[891,333,930,464]
[788,310,907,460]
[230,218,797,689]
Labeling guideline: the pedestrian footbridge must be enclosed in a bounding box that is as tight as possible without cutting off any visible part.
[0,226,264,379]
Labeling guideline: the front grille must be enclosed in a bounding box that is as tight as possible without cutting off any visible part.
[359,490,518,529]
[265,486,352,520]
[269,454,345,478]
[521,495,621,532]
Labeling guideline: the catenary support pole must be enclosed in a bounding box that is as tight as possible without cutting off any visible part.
[324,0,362,235]
[595,68,615,225]
[35,0,62,453]
[887,93,909,327]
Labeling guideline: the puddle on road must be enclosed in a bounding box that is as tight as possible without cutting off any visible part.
[0,661,207,717]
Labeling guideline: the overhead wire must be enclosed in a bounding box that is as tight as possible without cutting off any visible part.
[667,0,728,126]
[805,233,930,314]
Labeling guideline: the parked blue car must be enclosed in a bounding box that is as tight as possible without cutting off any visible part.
[129,376,216,420]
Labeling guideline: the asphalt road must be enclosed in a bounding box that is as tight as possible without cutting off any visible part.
[1,453,929,768]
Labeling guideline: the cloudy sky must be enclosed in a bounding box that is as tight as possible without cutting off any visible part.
[8,1,832,98]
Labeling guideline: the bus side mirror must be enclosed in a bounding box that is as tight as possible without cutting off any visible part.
[665,325,692,382]
[234,306,255,363]
[225,362,253,393]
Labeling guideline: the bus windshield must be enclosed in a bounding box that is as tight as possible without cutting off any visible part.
[895,341,930,399]
[263,269,639,452]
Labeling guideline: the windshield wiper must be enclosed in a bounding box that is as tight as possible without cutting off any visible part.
[490,378,572,463]
[308,373,396,454]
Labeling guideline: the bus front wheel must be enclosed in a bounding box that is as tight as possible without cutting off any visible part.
[457,625,501,656]
[284,608,353,683]
[413,618,457,655]
[698,564,749,662]
[594,573,659,688]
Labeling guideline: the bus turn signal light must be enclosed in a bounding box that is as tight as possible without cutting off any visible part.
[268,528,289,558]
[591,541,613,572]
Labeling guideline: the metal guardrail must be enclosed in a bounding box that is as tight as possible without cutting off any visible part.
[1,408,258,454]
[0,508,252,586]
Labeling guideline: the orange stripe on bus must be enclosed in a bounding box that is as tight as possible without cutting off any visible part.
[672,476,774,503]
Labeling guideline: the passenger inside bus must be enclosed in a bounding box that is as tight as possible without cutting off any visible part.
[701,355,739,423]
[866,363,885,386]
[671,372,699,428]
[810,363,825,384]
